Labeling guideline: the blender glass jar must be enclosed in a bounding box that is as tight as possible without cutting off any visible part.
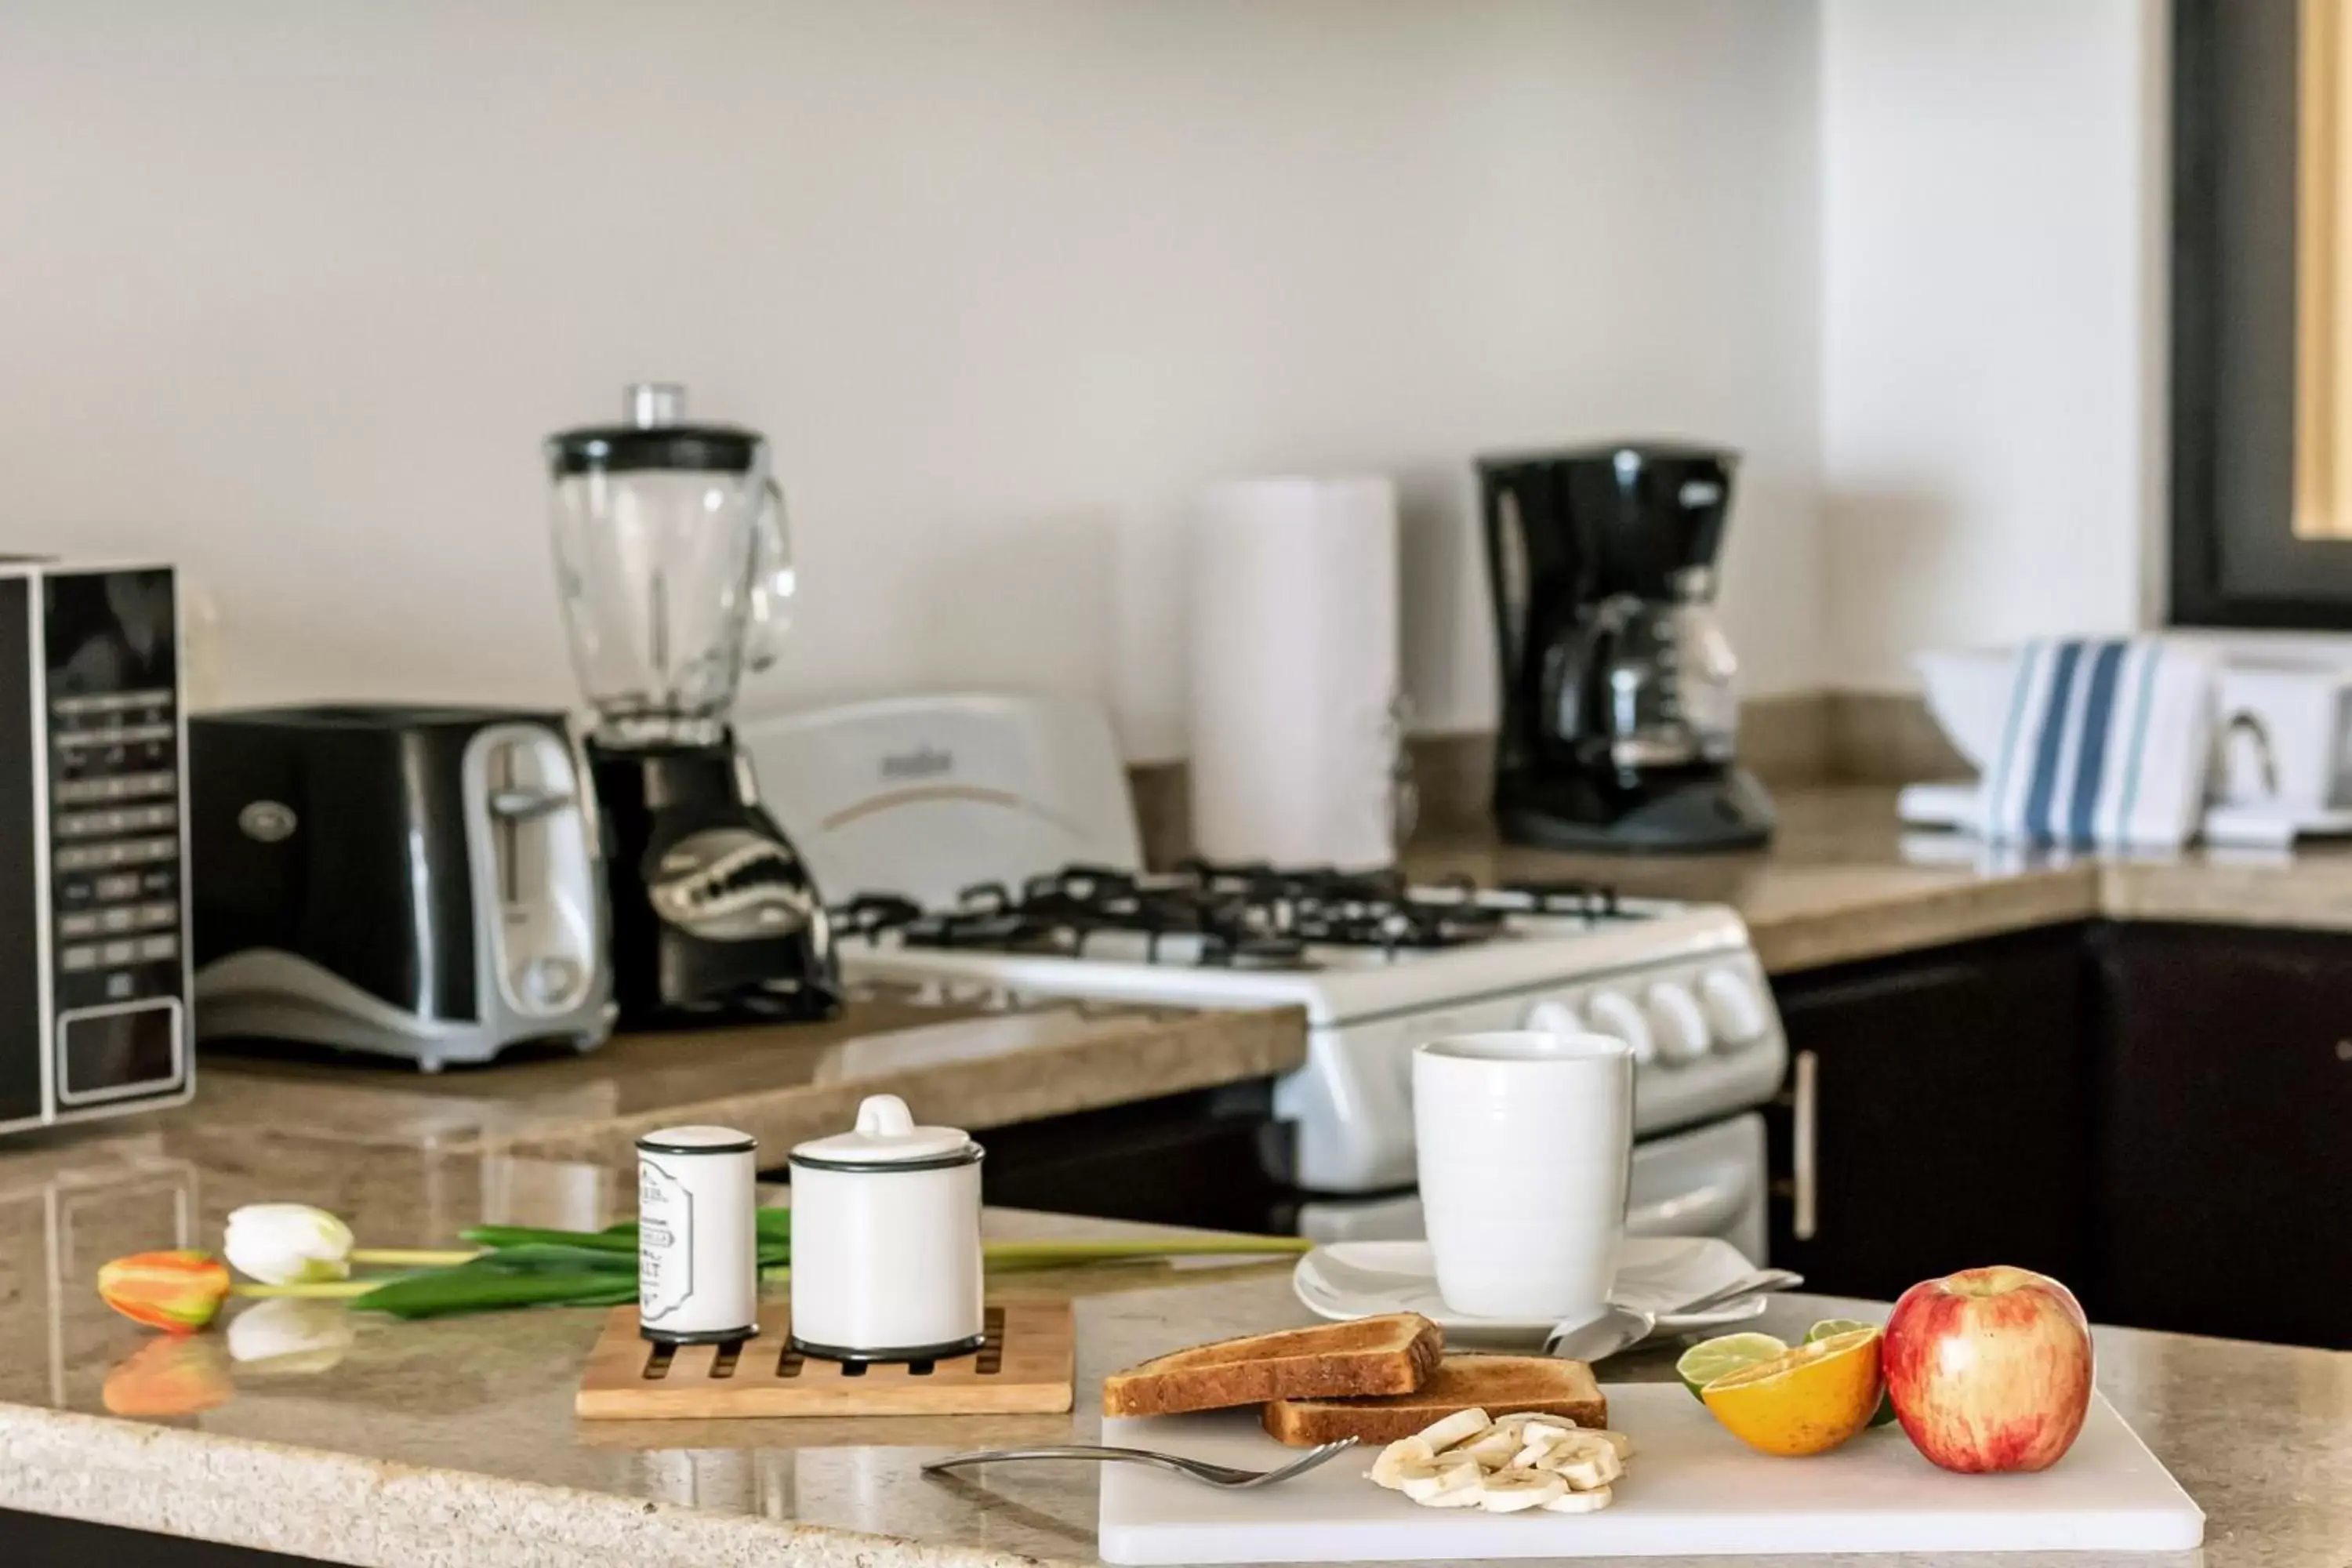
[546,384,791,748]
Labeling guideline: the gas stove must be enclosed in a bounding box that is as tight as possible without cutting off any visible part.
[833,862,1628,971]
[746,695,1786,1200]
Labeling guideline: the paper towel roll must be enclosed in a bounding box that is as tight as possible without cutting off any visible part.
[1189,476,1402,870]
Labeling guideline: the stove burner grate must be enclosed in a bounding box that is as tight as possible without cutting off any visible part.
[831,860,1629,970]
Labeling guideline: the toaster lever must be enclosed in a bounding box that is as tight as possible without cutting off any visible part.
[488,787,573,820]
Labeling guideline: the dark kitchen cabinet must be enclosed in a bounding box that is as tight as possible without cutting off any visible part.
[2089,923,2352,1350]
[774,1082,1302,1236]
[0,1512,319,1565]
[1765,927,2096,1308]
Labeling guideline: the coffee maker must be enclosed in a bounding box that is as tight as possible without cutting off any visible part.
[1477,441,1773,852]
[547,384,842,1025]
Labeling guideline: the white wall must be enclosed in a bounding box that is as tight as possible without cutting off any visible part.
[1819,0,2168,691]
[0,0,1824,759]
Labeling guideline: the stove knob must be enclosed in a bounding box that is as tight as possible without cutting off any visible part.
[1699,966,1769,1047]
[1644,981,1711,1065]
[1523,999,1581,1040]
[1583,990,1656,1065]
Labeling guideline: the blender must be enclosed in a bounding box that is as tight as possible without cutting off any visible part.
[547,383,842,1025]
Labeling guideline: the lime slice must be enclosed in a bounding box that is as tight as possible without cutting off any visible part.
[1806,1318,1872,1341]
[1807,1318,1898,1425]
[1675,1330,1789,1400]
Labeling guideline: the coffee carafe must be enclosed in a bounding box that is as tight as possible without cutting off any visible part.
[1477,441,1773,852]
[547,383,842,1024]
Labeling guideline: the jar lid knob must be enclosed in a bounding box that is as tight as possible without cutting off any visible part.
[855,1094,916,1138]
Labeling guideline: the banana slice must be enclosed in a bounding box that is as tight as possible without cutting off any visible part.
[1374,1412,1633,1515]
[1367,1436,1436,1491]
[1413,1408,1492,1452]
[1476,1468,1567,1514]
[1528,1432,1622,1490]
[1454,1425,1532,1469]
[1396,1455,1483,1506]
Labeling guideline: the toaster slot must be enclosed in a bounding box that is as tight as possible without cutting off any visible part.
[469,726,599,1018]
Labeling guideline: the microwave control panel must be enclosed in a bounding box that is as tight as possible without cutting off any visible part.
[4,564,192,1130]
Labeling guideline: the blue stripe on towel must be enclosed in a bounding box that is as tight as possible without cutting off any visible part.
[2114,644,2164,843]
[2067,641,2128,844]
[2022,642,2085,842]
[1986,642,2043,830]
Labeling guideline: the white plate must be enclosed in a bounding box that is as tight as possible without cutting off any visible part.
[1292,1236,1769,1341]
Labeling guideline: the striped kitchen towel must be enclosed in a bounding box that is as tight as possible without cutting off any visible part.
[1976,638,2220,849]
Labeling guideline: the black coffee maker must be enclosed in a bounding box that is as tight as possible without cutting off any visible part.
[546,384,842,1025]
[1477,441,1774,852]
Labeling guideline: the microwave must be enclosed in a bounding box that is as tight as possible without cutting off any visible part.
[0,560,192,1135]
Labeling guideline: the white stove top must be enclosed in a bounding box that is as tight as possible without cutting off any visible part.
[747,695,1787,1195]
[832,885,1747,1026]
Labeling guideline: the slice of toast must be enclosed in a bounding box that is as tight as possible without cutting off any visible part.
[1101,1313,1443,1417]
[1260,1353,1606,1446]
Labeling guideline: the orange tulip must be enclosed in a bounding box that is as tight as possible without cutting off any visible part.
[97,1249,231,1334]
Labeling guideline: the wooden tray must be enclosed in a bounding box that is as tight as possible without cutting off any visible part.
[575,1298,1074,1419]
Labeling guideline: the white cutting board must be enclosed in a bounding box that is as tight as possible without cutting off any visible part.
[1098,1384,2202,1563]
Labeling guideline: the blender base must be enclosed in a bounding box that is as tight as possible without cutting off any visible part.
[590,739,844,1028]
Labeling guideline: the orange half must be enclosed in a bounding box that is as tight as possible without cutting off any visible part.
[1700,1326,1884,1457]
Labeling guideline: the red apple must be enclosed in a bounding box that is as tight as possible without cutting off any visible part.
[1882,1265,2093,1473]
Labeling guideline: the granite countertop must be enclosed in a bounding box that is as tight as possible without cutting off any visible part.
[1409,786,2352,973]
[5,793,2351,1561]
[0,1133,2343,1568]
[177,989,1305,1170]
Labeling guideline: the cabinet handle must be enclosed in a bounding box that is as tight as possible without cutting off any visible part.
[1791,1048,1818,1242]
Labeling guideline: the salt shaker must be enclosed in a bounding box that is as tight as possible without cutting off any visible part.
[788,1094,984,1361]
[636,1125,758,1344]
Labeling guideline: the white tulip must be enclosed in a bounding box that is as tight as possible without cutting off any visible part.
[223,1203,354,1286]
[226,1298,357,1374]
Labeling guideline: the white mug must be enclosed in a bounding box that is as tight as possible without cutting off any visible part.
[1413,1029,1633,1322]
[788,1094,985,1361]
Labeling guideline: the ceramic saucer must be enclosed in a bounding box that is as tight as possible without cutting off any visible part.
[1291,1236,1769,1342]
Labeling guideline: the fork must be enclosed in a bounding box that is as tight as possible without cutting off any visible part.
[921,1436,1359,1490]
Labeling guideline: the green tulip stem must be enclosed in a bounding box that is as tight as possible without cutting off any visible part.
[352,1248,481,1269]
[980,1237,1312,1262]
[226,1232,1308,1317]
[747,1237,1304,1287]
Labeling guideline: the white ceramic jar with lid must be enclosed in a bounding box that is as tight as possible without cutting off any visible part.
[788,1093,984,1361]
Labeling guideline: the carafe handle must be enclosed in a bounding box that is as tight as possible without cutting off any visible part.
[1559,593,1638,749]
[744,478,797,676]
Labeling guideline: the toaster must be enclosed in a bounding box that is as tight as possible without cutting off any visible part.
[189,706,615,1070]
[0,559,194,1135]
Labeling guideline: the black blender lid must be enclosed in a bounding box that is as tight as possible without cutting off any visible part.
[547,423,762,476]
[1476,439,1740,473]
[549,383,765,475]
